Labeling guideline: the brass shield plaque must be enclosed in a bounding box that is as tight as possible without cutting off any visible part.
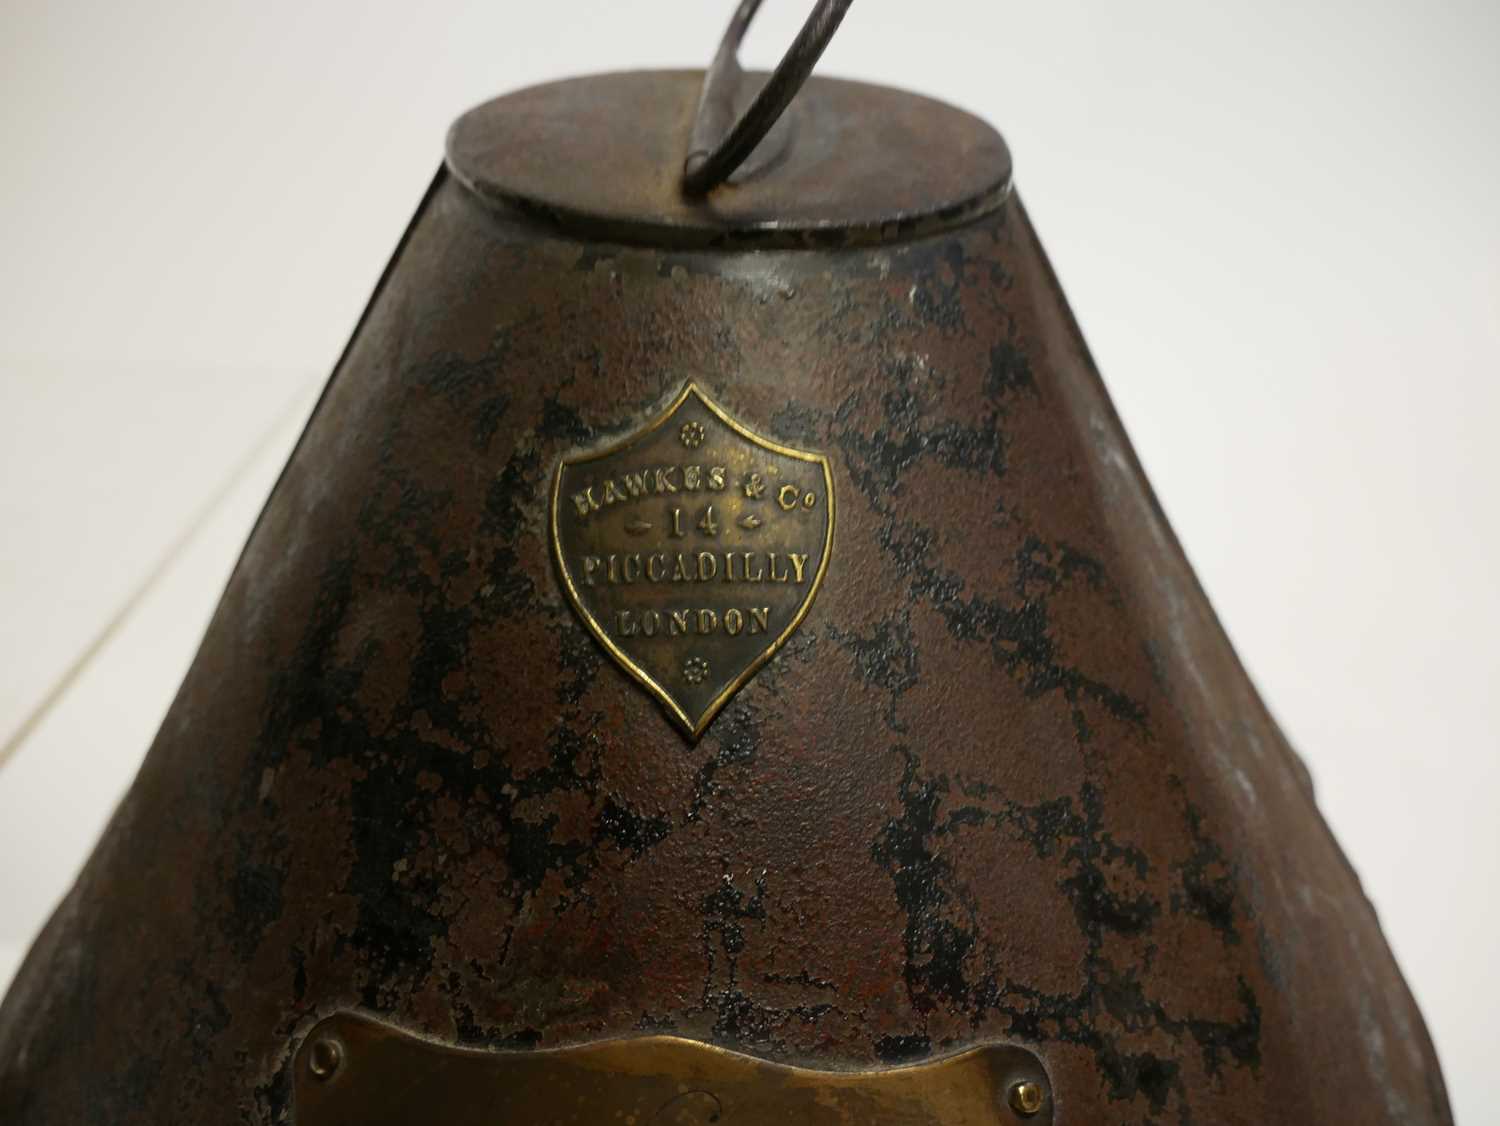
[552,383,833,737]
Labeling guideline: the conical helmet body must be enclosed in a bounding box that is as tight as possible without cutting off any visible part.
[0,66,1450,1126]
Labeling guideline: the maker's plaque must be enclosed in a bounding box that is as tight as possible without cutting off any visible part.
[551,383,834,738]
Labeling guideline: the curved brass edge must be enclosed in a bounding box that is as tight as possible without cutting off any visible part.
[293,1011,1054,1125]
[550,381,835,741]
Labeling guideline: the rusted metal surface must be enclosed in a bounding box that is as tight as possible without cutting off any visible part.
[291,1011,1052,1125]
[447,71,1013,248]
[0,68,1449,1125]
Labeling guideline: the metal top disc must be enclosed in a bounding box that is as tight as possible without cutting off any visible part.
[445,70,1012,249]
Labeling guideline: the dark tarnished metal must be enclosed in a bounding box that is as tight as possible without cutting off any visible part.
[291,1011,1052,1125]
[683,0,856,195]
[447,71,1012,248]
[553,383,833,738]
[0,34,1450,1126]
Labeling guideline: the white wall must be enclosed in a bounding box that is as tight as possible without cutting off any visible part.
[2,0,1496,1119]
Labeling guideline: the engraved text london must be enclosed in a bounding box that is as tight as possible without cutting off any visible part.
[551,383,834,738]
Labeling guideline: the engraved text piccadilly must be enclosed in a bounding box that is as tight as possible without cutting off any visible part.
[551,383,833,738]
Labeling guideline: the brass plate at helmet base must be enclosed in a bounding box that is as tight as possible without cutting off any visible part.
[292,1012,1053,1125]
[551,383,834,738]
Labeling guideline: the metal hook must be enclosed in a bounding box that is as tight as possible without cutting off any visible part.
[682,0,855,196]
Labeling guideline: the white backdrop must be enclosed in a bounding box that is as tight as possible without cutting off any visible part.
[2,0,1496,1120]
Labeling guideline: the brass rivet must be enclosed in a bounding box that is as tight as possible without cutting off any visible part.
[308,1037,343,1080]
[1008,1079,1045,1117]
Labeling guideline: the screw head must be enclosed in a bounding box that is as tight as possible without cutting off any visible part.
[1008,1079,1045,1117]
[308,1037,343,1080]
